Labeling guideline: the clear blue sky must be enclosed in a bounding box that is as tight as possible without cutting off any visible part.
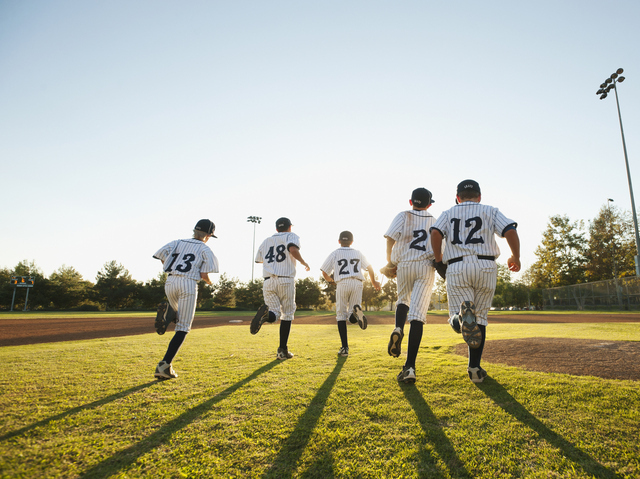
[1,1,639,285]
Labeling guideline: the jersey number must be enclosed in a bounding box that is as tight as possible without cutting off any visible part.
[337,258,360,275]
[450,217,485,245]
[166,253,196,273]
[265,245,287,263]
[409,229,428,251]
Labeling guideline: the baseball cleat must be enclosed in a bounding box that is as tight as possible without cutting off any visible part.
[353,305,367,330]
[467,367,488,383]
[348,313,358,324]
[397,366,416,384]
[338,346,349,357]
[388,327,404,357]
[459,301,482,349]
[277,347,294,360]
[448,314,462,334]
[250,304,270,335]
[155,302,177,335]
[154,361,178,380]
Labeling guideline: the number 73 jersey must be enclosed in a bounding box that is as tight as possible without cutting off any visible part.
[385,210,436,264]
[430,202,517,263]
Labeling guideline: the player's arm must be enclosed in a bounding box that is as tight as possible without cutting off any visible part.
[321,270,335,284]
[288,245,311,271]
[200,273,213,285]
[385,237,396,264]
[504,228,521,272]
[430,228,444,262]
[367,265,381,291]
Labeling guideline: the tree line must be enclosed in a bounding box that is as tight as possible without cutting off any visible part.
[0,260,399,312]
[2,203,632,311]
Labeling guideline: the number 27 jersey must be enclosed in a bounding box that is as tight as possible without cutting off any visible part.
[255,232,301,277]
[384,210,436,264]
[430,202,517,263]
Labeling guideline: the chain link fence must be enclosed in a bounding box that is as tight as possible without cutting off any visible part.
[543,277,640,310]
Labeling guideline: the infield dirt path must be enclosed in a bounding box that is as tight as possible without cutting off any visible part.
[2,313,639,380]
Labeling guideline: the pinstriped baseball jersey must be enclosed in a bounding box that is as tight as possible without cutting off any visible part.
[384,210,436,264]
[153,239,219,281]
[431,202,517,263]
[320,247,371,282]
[256,232,301,277]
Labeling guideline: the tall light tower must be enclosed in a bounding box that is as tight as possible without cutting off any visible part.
[597,68,640,275]
[247,216,262,281]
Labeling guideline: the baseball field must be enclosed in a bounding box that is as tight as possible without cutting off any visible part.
[1,311,639,478]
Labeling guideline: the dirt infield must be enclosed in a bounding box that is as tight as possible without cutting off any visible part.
[1,313,639,380]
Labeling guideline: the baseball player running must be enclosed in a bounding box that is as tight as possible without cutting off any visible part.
[250,217,310,360]
[152,219,219,380]
[430,179,520,383]
[384,188,438,384]
[320,231,381,357]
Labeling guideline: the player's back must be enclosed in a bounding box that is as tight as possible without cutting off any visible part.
[386,210,436,264]
[257,232,300,277]
[322,247,369,282]
[433,202,514,261]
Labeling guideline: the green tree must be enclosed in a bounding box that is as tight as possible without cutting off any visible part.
[362,279,384,311]
[380,279,397,311]
[295,277,323,309]
[139,272,167,309]
[528,215,587,288]
[585,203,636,281]
[211,273,238,309]
[0,267,16,310]
[236,279,265,310]
[94,261,139,310]
[49,265,94,309]
[12,260,52,310]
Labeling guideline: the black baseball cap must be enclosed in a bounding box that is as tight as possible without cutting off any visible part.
[339,231,353,242]
[457,179,481,195]
[411,188,435,207]
[276,217,292,230]
[194,219,217,238]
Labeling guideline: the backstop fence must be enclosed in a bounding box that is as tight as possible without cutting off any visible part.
[543,277,640,311]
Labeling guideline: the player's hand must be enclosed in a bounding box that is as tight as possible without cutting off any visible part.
[372,280,381,291]
[303,263,311,272]
[507,256,521,272]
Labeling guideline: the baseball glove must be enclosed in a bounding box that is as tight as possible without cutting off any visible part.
[435,261,447,280]
[380,262,397,279]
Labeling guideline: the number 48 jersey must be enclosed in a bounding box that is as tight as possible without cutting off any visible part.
[153,239,219,281]
[430,202,517,263]
[385,210,436,264]
[256,232,301,278]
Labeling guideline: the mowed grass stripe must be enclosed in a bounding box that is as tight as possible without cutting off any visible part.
[0,323,638,478]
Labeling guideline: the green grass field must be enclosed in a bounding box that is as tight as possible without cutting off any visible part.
[1,322,639,478]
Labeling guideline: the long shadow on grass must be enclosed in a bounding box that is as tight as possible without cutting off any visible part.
[478,378,618,478]
[262,356,346,479]
[0,381,157,442]
[402,386,473,479]
[79,360,281,479]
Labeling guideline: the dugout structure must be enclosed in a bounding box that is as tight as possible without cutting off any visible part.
[543,277,640,311]
[10,276,35,311]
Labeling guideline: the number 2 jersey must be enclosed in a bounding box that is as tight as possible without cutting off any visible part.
[255,232,301,278]
[384,210,436,264]
[430,201,517,263]
[153,239,219,281]
[320,247,372,282]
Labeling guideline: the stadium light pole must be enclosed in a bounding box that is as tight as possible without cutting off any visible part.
[597,68,640,276]
[247,216,262,281]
